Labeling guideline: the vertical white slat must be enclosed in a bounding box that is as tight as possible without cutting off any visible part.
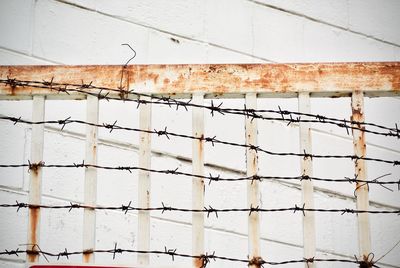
[82,95,99,263]
[351,91,371,259]
[27,95,45,263]
[138,96,152,265]
[298,92,316,267]
[245,93,260,268]
[192,93,205,268]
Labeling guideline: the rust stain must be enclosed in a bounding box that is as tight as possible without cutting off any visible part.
[351,108,363,122]
[83,251,92,263]
[252,154,257,168]
[92,144,97,156]
[136,66,160,85]
[199,134,204,156]
[28,207,40,262]
[193,256,203,268]
[10,85,16,95]
[167,74,186,93]
[30,165,40,177]
[214,85,229,93]
[163,78,170,85]
[352,95,366,190]
[152,74,159,84]
[249,256,263,268]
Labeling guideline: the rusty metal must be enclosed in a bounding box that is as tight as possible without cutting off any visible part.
[192,93,205,268]
[245,93,260,268]
[82,95,99,263]
[27,208,39,262]
[137,95,152,265]
[27,95,45,263]
[352,90,371,261]
[0,63,399,99]
[298,92,316,268]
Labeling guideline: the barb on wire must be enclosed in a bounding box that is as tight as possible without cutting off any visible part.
[21,243,49,262]
[204,205,218,218]
[199,251,216,268]
[209,100,224,117]
[79,80,93,89]
[2,78,397,139]
[249,256,265,267]
[164,246,177,261]
[27,160,45,173]
[0,245,383,267]
[355,253,376,268]
[352,173,393,197]
[1,115,399,166]
[155,126,170,139]
[304,257,315,268]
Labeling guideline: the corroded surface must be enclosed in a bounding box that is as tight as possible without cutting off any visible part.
[0,62,399,99]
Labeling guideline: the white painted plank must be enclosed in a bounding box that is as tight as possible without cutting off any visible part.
[245,93,260,268]
[298,92,316,268]
[27,95,45,263]
[192,93,205,268]
[351,91,371,259]
[82,95,99,263]
[138,96,152,265]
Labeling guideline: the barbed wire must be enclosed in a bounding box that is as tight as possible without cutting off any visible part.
[0,161,399,193]
[1,77,398,268]
[1,78,399,139]
[1,115,399,166]
[1,201,399,216]
[0,244,381,267]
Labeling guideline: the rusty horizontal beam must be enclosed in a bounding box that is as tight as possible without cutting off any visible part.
[0,62,399,99]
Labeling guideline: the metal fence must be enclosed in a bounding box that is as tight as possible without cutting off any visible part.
[0,63,399,268]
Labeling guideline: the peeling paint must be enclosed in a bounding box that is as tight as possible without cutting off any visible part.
[1,63,399,98]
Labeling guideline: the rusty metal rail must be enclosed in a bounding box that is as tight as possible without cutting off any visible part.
[0,63,399,268]
[0,63,399,98]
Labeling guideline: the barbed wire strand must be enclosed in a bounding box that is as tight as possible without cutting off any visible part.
[0,161,399,193]
[1,78,399,139]
[0,78,396,268]
[0,115,399,166]
[1,201,399,215]
[0,245,381,267]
